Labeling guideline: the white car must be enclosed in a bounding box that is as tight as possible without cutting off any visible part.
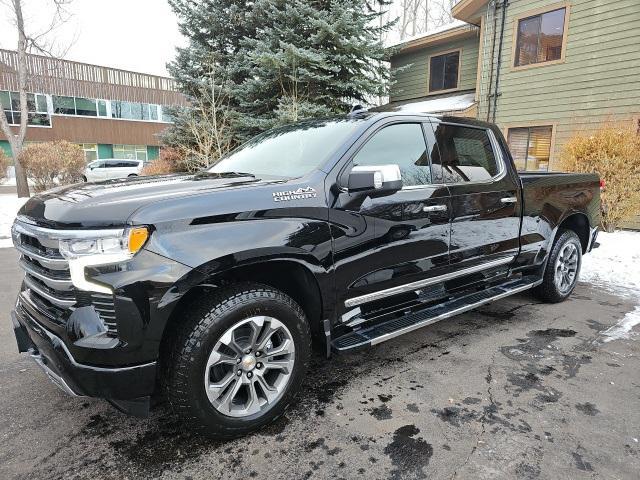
[83,159,145,182]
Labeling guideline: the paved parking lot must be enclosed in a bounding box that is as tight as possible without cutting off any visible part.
[1,246,639,479]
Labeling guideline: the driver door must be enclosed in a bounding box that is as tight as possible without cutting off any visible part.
[331,120,451,318]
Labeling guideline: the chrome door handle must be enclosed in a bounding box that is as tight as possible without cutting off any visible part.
[500,197,518,204]
[423,205,447,213]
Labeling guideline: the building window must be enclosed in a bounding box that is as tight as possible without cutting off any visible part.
[507,126,553,171]
[111,101,163,121]
[80,144,98,162]
[53,95,102,117]
[429,50,460,93]
[514,7,567,68]
[1,91,50,126]
[113,144,148,161]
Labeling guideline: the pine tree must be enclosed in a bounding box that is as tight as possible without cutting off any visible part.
[167,0,395,150]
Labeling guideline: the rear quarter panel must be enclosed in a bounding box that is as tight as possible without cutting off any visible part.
[517,172,600,268]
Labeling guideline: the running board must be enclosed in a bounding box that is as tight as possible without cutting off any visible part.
[331,276,541,352]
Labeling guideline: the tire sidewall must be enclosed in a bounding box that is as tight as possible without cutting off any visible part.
[180,290,310,433]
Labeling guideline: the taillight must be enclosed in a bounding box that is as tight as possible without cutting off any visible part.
[599,179,606,191]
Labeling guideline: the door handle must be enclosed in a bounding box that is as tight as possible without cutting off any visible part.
[500,197,518,204]
[423,204,447,213]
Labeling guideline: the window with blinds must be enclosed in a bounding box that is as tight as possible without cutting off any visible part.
[507,126,552,171]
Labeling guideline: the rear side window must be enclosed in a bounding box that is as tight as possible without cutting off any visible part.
[351,123,432,187]
[433,124,499,183]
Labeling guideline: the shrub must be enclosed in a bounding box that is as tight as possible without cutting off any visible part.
[559,122,640,232]
[141,147,186,175]
[0,149,9,183]
[20,141,85,192]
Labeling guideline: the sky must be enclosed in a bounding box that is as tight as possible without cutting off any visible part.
[0,0,186,77]
[0,0,454,78]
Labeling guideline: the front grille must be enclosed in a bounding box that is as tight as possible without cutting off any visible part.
[13,220,118,336]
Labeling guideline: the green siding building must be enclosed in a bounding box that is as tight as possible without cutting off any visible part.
[388,0,640,171]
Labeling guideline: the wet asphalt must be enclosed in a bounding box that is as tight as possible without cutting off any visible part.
[0,247,638,479]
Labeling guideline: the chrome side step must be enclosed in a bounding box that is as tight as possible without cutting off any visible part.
[331,276,541,352]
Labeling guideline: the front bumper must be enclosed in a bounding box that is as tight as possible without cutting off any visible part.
[12,306,156,416]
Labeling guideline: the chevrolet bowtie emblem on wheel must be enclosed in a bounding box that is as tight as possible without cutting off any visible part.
[272,186,317,202]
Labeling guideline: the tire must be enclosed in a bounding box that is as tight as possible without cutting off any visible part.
[81,176,87,182]
[164,283,311,438]
[533,229,582,303]
[127,174,138,177]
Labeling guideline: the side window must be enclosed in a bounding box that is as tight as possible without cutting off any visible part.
[433,124,500,183]
[351,123,432,187]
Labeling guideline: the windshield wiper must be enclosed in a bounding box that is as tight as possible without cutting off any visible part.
[196,171,256,179]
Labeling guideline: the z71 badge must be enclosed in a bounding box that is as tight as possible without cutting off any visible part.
[272,187,318,202]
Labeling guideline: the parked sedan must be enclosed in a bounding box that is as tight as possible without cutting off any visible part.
[83,159,145,182]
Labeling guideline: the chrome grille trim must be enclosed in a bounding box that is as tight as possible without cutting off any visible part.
[14,243,67,269]
[23,275,76,308]
[19,258,73,290]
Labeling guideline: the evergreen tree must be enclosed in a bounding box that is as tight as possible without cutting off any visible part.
[166,0,395,150]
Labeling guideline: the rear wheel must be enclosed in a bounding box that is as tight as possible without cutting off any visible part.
[533,229,582,303]
[81,175,87,182]
[127,173,138,177]
[164,283,311,438]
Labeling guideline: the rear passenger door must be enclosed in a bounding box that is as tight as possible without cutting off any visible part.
[429,120,521,288]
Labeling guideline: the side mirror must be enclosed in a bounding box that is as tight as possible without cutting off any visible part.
[347,164,403,195]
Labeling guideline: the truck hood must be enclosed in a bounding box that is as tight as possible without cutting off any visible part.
[19,173,280,228]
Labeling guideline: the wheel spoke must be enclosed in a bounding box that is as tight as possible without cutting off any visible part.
[217,376,243,414]
[265,339,294,357]
[264,358,294,374]
[244,380,261,416]
[218,328,245,355]
[256,323,281,351]
[247,316,266,349]
[207,372,238,403]
[206,351,237,371]
[255,375,280,403]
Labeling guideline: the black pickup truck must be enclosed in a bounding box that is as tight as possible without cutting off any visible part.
[10,112,600,437]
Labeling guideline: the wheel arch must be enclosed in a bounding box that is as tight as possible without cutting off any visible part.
[158,256,329,360]
[555,212,591,253]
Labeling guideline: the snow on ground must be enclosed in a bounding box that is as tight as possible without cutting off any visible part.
[580,230,640,343]
[580,230,640,299]
[0,195,29,248]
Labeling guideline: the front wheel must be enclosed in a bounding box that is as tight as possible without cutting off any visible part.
[164,283,311,438]
[533,229,582,303]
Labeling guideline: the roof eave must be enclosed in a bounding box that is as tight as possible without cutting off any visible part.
[392,24,479,55]
[452,0,489,23]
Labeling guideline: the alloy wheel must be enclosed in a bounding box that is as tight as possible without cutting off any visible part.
[203,316,295,417]
[554,242,579,294]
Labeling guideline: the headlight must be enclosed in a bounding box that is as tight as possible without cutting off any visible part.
[59,226,149,259]
[59,226,150,294]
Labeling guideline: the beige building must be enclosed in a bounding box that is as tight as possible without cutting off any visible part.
[389,0,640,172]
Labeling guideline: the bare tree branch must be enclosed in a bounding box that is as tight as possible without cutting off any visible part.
[0,0,76,197]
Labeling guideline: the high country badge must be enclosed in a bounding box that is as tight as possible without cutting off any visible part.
[272,186,318,202]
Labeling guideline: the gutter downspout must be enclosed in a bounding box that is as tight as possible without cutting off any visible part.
[492,0,508,124]
[485,0,498,122]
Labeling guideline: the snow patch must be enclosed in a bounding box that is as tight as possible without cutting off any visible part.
[580,230,640,299]
[0,195,29,248]
[600,306,640,343]
[392,93,476,114]
[390,20,469,47]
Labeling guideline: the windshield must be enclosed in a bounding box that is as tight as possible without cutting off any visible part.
[209,118,364,178]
